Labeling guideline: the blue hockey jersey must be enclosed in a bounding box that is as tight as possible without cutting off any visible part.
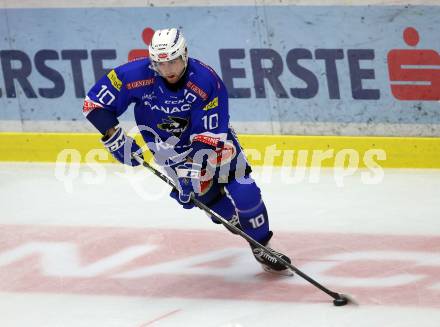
[83,57,250,182]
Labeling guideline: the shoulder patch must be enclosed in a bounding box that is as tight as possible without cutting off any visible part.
[107,70,122,91]
[186,81,208,100]
[203,97,218,111]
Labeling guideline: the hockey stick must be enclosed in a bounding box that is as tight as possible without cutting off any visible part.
[132,152,357,306]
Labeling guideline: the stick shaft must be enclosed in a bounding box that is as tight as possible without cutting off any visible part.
[132,153,342,301]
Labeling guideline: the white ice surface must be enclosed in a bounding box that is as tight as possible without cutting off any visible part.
[1,163,439,234]
[0,163,439,327]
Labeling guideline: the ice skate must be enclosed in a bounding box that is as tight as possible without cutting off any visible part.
[251,232,293,276]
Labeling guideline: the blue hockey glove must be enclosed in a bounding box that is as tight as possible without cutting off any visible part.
[102,126,143,166]
[169,188,194,209]
[172,162,202,208]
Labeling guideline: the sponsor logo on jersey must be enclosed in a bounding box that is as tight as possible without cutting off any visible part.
[186,81,208,100]
[203,97,218,111]
[126,78,155,90]
[107,70,122,91]
[82,97,103,116]
[193,134,219,147]
[142,92,156,101]
[150,104,191,114]
[157,116,189,137]
[199,168,213,195]
[147,92,196,113]
[208,141,236,167]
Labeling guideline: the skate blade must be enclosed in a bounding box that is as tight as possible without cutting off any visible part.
[261,264,294,277]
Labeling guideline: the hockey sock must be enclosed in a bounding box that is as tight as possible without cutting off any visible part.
[225,177,270,243]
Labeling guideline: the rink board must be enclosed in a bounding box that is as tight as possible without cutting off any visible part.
[0,4,439,136]
[0,132,439,168]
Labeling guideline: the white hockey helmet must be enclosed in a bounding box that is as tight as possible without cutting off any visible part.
[149,28,188,65]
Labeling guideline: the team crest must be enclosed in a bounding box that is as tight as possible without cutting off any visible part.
[157,116,189,137]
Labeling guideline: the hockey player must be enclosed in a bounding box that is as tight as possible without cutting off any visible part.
[83,28,291,275]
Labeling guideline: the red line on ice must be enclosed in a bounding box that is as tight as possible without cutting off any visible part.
[139,309,181,326]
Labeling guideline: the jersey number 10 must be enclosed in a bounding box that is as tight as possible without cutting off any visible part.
[202,113,219,130]
[96,85,116,106]
[249,214,266,229]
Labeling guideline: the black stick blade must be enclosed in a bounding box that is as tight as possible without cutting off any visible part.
[333,294,358,306]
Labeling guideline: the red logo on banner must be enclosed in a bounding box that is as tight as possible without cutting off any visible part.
[387,27,440,101]
[128,27,155,62]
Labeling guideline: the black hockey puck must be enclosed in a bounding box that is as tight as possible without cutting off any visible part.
[333,296,348,306]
